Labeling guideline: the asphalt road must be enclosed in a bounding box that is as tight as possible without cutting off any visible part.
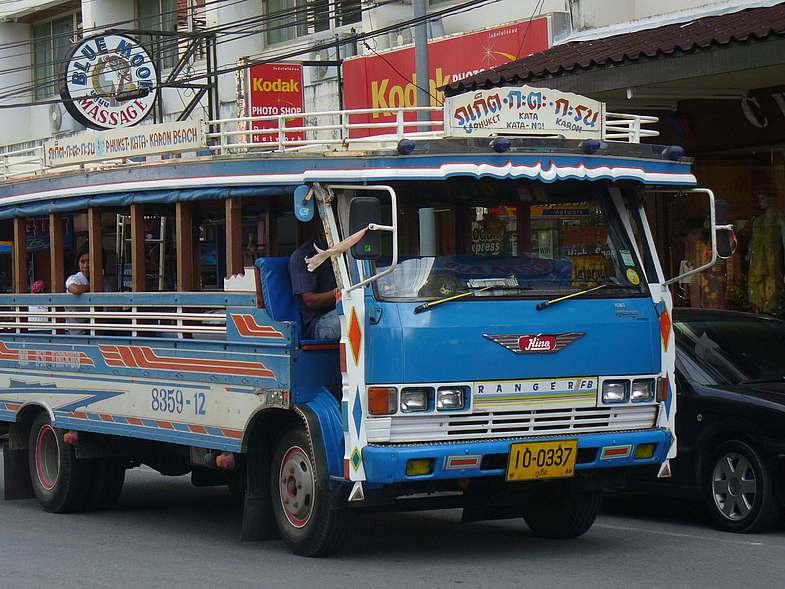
[1,448,783,589]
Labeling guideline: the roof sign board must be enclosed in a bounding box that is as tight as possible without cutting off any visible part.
[60,33,158,130]
[43,120,205,168]
[443,86,604,140]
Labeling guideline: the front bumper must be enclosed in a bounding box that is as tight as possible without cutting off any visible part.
[362,428,671,484]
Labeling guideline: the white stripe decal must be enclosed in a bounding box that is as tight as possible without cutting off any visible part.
[0,162,696,206]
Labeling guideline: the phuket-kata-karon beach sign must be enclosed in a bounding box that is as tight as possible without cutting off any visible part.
[60,33,158,130]
[443,86,604,140]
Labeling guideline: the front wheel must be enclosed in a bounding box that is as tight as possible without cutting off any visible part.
[270,427,349,556]
[704,439,782,533]
[522,480,602,539]
[27,413,91,513]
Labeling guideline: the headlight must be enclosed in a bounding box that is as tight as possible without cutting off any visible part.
[602,380,629,404]
[401,387,431,412]
[436,386,467,411]
[631,379,655,402]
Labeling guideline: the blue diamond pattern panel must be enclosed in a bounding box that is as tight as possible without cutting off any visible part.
[352,387,362,437]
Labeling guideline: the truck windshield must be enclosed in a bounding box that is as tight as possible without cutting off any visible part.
[373,180,646,301]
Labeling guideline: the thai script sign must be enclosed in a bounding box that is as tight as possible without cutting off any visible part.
[444,86,604,140]
[61,33,158,130]
[247,63,305,143]
[44,120,205,167]
[342,18,549,137]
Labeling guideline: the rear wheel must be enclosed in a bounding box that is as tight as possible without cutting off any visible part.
[270,427,349,556]
[28,413,91,513]
[523,480,602,539]
[704,440,781,533]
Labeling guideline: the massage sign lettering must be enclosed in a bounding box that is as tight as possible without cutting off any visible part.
[61,34,157,130]
[247,63,305,144]
[444,86,604,141]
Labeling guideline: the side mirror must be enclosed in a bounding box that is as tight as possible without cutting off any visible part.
[349,196,381,260]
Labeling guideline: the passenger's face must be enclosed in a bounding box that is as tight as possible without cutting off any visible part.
[79,254,90,278]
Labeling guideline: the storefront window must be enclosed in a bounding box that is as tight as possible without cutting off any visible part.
[32,14,80,100]
[137,0,178,69]
[266,0,360,45]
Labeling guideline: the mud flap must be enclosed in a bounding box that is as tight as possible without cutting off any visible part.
[241,446,278,542]
[3,445,34,500]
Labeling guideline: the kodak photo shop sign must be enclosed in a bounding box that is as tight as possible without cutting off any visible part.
[60,34,157,130]
[246,63,305,144]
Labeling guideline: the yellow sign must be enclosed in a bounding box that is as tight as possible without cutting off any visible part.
[506,440,578,481]
[626,268,640,285]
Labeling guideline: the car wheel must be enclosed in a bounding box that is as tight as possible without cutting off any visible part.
[270,427,350,556]
[704,439,782,533]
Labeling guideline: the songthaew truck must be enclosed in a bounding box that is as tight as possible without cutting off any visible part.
[0,84,730,555]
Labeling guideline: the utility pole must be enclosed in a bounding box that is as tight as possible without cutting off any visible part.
[413,0,430,124]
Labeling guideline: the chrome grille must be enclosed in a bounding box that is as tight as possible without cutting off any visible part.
[365,405,658,443]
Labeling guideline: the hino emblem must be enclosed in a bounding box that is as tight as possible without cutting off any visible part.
[483,332,585,354]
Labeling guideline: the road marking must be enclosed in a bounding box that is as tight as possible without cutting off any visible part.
[595,522,772,547]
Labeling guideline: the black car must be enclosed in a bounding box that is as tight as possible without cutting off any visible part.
[636,308,785,533]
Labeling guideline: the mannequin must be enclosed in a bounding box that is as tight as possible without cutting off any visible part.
[747,194,785,314]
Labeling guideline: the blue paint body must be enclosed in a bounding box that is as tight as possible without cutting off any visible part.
[362,429,671,484]
[366,296,660,383]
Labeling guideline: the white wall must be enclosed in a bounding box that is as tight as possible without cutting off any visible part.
[571,0,772,30]
[83,0,134,33]
[0,22,33,145]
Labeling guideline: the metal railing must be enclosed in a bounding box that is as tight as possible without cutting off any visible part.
[604,112,660,142]
[0,106,661,182]
[206,106,444,154]
[0,292,257,340]
[0,145,45,181]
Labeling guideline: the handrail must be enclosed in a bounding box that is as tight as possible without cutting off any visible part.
[0,106,661,183]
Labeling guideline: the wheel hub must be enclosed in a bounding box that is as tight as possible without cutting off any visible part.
[35,424,60,492]
[278,446,315,528]
[712,451,756,521]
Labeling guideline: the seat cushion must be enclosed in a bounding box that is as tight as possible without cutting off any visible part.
[255,257,301,333]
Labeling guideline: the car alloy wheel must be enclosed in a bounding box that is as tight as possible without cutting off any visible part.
[711,451,756,522]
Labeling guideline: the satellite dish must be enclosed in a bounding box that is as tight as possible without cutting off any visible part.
[49,103,63,133]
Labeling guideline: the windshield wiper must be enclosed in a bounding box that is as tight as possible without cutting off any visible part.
[413,285,532,314]
[535,283,616,311]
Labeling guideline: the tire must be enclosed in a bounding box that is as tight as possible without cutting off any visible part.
[523,480,602,539]
[85,459,126,510]
[270,427,349,556]
[703,439,782,533]
[28,413,92,513]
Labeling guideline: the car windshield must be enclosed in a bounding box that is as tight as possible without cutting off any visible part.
[675,316,785,385]
[372,180,646,301]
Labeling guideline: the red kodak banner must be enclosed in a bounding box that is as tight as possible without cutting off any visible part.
[342,18,550,137]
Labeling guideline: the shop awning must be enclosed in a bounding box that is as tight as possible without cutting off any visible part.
[444,3,785,103]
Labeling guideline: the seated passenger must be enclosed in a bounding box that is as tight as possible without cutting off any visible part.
[289,226,340,340]
[66,250,91,295]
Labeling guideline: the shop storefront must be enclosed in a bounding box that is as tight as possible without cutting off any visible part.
[445,3,785,316]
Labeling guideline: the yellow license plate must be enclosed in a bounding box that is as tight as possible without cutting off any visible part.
[506,440,578,481]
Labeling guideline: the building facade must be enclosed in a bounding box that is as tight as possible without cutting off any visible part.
[0,0,763,152]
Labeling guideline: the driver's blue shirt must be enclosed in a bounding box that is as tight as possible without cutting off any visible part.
[289,241,337,339]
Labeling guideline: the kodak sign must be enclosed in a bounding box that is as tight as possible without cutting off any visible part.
[342,17,550,138]
[247,63,305,144]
